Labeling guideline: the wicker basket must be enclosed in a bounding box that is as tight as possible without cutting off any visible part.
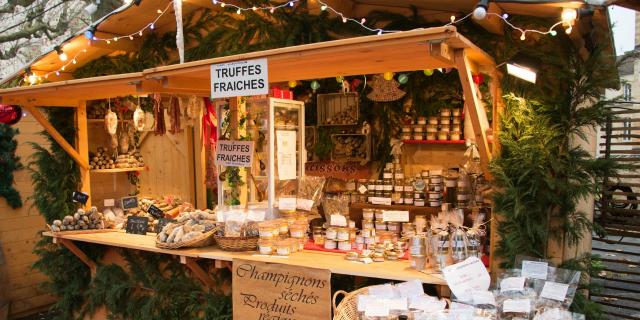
[333,287,370,320]
[155,226,216,249]
[214,234,259,252]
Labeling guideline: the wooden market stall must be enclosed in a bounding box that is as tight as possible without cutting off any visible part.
[0,27,499,309]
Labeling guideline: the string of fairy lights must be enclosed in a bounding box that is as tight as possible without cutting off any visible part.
[23,0,582,85]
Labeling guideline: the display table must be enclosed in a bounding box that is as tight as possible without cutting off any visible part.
[43,230,448,294]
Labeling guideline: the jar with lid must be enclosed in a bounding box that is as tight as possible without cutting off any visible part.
[375,180,384,197]
[394,167,404,181]
[363,208,374,221]
[414,197,425,207]
[290,223,307,238]
[275,240,291,256]
[383,164,393,180]
[258,239,274,255]
[413,173,426,193]
[312,227,325,245]
[325,227,337,240]
[336,227,350,241]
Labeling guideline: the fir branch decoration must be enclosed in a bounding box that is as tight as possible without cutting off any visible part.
[0,123,23,208]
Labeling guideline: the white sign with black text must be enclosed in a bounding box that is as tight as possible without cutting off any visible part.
[215,140,254,167]
[210,58,269,98]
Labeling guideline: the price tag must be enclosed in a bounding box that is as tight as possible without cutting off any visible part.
[330,214,347,227]
[500,277,525,292]
[247,210,266,222]
[125,216,149,235]
[154,218,175,233]
[522,260,549,280]
[296,198,314,211]
[371,197,391,205]
[395,279,424,298]
[103,198,115,207]
[503,299,531,313]
[121,196,138,210]
[382,210,409,222]
[358,185,368,194]
[361,257,373,264]
[72,191,89,204]
[146,205,164,219]
[540,281,569,301]
[278,197,297,210]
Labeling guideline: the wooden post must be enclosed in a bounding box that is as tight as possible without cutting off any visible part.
[454,49,492,178]
[77,101,91,208]
[181,257,217,290]
[23,105,89,170]
[58,238,97,276]
[193,102,208,209]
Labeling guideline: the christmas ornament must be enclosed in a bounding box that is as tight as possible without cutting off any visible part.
[104,105,118,136]
[351,78,362,92]
[288,80,298,88]
[341,80,350,93]
[472,74,484,85]
[383,72,394,81]
[423,69,434,76]
[311,80,320,92]
[335,76,344,83]
[398,74,409,84]
[367,74,406,102]
[133,97,145,132]
[0,105,22,125]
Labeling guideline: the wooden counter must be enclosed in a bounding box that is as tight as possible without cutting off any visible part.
[42,230,446,286]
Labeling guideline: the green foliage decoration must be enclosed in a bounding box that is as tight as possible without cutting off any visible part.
[560,254,606,320]
[0,123,23,208]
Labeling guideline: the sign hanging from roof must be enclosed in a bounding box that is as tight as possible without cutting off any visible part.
[210,58,269,99]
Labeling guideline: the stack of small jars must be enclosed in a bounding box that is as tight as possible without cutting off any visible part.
[323,219,357,251]
[399,108,463,141]
[257,211,309,256]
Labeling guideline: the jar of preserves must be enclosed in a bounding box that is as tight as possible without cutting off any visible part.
[276,240,291,256]
[325,227,337,240]
[336,227,350,241]
[258,239,274,255]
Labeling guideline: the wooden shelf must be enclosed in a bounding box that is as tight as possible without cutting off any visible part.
[90,167,145,173]
[402,139,466,145]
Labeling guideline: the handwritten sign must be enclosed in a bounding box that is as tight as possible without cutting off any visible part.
[146,204,164,219]
[125,216,149,235]
[215,140,254,167]
[72,191,89,204]
[210,58,269,98]
[121,196,138,210]
[442,257,490,303]
[305,161,370,180]
[233,259,331,320]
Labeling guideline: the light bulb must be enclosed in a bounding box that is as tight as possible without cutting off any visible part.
[473,6,487,20]
[56,71,60,76]
[58,51,68,62]
[157,9,162,14]
[236,8,241,14]
[113,37,118,41]
[213,0,217,4]
[252,6,257,11]
[150,23,155,29]
[520,33,525,40]
[565,26,572,34]
[72,59,77,64]
[289,1,294,7]
[450,15,456,23]
[502,13,509,19]
[82,48,87,52]
[342,17,347,23]
[28,74,37,84]
[61,65,66,71]
[220,2,225,7]
[561,8,577,23]
[270,7,275,13]
[320,4,327,10]
[106,40,111,44]
[377,30,382,35]
[360,18,366,24]
[139,31,143,36]
[44,74,49,79]
[550,30,557,36]
[129,35,134,40]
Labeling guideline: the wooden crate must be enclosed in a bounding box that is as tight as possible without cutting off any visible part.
[317,93,359,126]
[331,133,370,162]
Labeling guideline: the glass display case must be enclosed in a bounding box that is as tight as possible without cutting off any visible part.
[216,97,305,218]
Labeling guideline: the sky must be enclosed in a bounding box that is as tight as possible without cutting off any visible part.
[609,5,636,55]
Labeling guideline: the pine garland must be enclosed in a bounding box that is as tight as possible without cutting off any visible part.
[0,123,22,208]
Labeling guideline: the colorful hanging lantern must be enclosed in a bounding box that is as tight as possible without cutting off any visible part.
[398,74,409,84]
[472,74,484,85]
[423,69,434,76]
[383,72,394,81]
[288,80,298,88]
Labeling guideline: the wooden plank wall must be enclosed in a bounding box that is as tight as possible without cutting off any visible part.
[0,115,57,318]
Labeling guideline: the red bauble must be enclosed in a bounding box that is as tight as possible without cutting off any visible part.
[0,104,22,125]
[472,74,484,85]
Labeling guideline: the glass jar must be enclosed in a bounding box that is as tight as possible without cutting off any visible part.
[437,131,448,140]
[277,219,289,235]
[289,238,299,253]
[404,196,414,205]
[324,238,337,250]
[325,227,337,240]
[404,180,414,194]
[452,108,462,117]
[428,116,438,125]
[313,228,325,245]
[414,215,427,233]
[374,209,384,221]
[415,198,425,207]
[346,251,359,261]
[375,221,387,231]
[377,231,394,244]
[258,222,276,239]
[417,116,427,125]
[346,179,356,192]
[362,219,374,230]
[276,240,291,256]
[386,251,399,261]
[387,222,401,233]
[372,252,385,262]
[258,239,273,255]
[363,208,374,220]
[426,132,436,140]
[290,223,306,238]
[413,174,426,193]
[338,241,352,251]
[336,227,350,241]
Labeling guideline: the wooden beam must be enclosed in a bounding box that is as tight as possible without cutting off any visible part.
[23,105,89,170]
[472,3,504,35]
[77,101,91,208]
[489,71,504,156]
[428,41,453,65]
[193,101,207,209]
[58,238,97,276]
[1,96,78,107]
[161,76,210,91]
[454,49,492,179]
[181,257,217,290]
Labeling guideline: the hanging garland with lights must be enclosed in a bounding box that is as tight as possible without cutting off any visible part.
[19,0,585,86]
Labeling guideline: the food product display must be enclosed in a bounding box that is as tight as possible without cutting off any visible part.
[404,108,463,142]
[331,134,368,161]
[156,210,217,245]
[120,196,192,232]
[49,207,106,232]
[89,147,145,170]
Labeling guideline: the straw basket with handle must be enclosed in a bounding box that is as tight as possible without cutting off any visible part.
[332,287,369,320]
[214,234,259,251]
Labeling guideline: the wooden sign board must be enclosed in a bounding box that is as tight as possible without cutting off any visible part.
[146,204,164,219]
[233,259,331,320]
[305,161,370,180]
[155,218,175,233]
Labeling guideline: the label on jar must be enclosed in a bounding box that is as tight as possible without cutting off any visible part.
[368,184,375,191]
[358,185,368,194]
[291,230,305,238]
[395,173,404,180]
[415,200,425,206]
[503,299,531,313]
[410,246,424,255]
[404,198,414,204]
[405,186,414,193]
[396,198,404,204]
[382,210,409,222]
[383,185,393,191]
[394,185,404,192]
[276,247,290,255]
[296,198,314,211]
[445,179,457,187]
[375,185,383,191]
[383,173,393,179]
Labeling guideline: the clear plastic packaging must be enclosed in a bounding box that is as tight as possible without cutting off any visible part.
[496,288,537,320]
[533,267,581,310]
[449,209,468,263]
[296,176,326,212]
[322,194,350,224]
